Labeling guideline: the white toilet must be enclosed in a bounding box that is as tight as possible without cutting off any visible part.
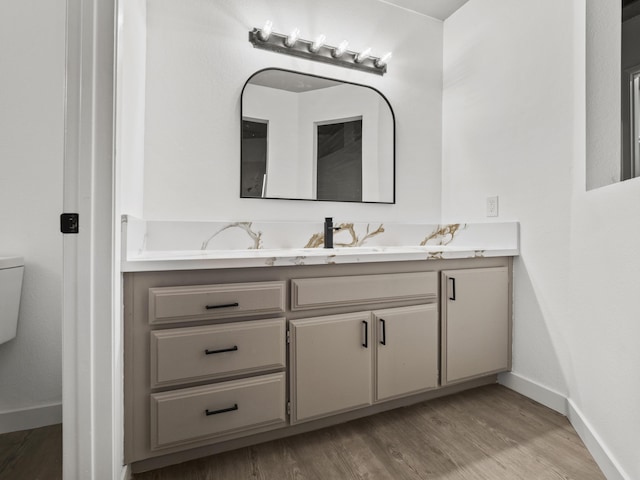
[0,256,24,345]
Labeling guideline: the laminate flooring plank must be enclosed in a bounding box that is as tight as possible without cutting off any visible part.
[132,385,605,480]
[357,408,466,480]
[426,387,602,480]
[420,391,568,479]
[457,387,604,480]
[281,426,365,480]
[408,401,526,480]
[324,420,398,480]
[262,429,331,480]
[249,437,309,480]
[0,424,62,480]
[0,386,605,480]
[135,447,256,480]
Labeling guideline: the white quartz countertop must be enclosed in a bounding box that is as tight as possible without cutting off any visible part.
[122,245,519,272]
[121,217,519,272]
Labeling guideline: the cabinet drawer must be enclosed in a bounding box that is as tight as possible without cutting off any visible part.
[150,372,286,450]
[148,281,286,325]
[291,272,438,311]
[150,318,286,388]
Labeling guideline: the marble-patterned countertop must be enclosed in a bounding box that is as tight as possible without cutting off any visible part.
[121,216,519,272]
[123,244,518,272]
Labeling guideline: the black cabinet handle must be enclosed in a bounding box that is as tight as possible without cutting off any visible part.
[205,302,239,310]
[205,403,238,416]
[380,318,386,345]
[449,277,456,301]
[362,320,368,348]
[205,345,238,355]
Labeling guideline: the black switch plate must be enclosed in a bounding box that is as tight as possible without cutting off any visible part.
[60,213,79,234]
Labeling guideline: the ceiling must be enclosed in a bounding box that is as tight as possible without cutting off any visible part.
[248,70,342,93]
[379,0,471,21]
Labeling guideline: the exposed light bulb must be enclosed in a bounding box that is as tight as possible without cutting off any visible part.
[375,51,392,68]
[332,40,349,58]
[309,34,326,53]
[258,20,272,42]
[285,28,300,47]
[355,47,372,64]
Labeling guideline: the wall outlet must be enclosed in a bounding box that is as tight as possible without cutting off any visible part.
[486,196,499,217]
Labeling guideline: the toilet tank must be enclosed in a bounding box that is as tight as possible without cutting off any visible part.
[0,256,24,345]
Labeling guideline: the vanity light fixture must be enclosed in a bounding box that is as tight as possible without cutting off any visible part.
[309,34,326,53]
[257,20,272,42]
[375,52,393,69]
[332,40,349,58]
[248,23,389,75]
[354,47,371,64]
[285,28,300,48]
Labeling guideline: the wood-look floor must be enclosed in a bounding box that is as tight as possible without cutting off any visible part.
[0,423,61,480]
[134,385,605,480]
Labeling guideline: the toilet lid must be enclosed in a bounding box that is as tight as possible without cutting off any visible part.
[0,256,24,269]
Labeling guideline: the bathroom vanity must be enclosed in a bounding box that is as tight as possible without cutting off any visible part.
[123,249,513,472]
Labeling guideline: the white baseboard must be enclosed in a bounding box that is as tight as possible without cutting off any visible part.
[567,400,630,480]
[0,402,62,434]
[498,371,568,414]
[120,464,131,480]
[498,372,629,480]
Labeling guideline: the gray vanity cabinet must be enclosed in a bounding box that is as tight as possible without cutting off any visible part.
[124,258,512,473]
[441,267,510,384]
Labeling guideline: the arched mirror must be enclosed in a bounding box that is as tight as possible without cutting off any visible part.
[241,69,395,203]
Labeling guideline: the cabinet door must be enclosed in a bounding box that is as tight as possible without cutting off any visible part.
[289,312,373,423]
[373,304,439,402]
[442,267,510,384]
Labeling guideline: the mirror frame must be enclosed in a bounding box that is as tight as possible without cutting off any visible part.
[240,68,396,204]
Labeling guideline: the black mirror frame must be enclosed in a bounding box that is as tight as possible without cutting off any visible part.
[240,67,396,204]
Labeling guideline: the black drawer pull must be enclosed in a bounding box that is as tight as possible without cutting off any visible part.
[205,403,238,416]
[205,302,239,310]
[380,318,386,345]
[449,277,456,301]
[362,320,368,348]
[205,345,238,355]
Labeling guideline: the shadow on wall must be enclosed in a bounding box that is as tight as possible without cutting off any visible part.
[510,257,571,397]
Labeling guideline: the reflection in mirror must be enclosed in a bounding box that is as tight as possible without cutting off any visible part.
[622,0,640,179]
[241,69,395,203]
[317,117,363,201]
[241,119,268,197]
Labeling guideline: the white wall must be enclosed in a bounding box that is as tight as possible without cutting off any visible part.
[140,0,442,223]
[117,0,147,218]
[586,0,621,190]
[444,0,639,478]
[443,0,572,401]
[0,0,65,430]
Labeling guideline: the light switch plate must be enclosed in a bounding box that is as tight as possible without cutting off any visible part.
[486,196,499,217]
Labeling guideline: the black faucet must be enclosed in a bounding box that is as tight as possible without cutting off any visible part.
[324,217,342,248]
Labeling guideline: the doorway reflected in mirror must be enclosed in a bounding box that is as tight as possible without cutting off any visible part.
[241,119,268,198]
[316,118,363,202]
[622,0,640,179]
